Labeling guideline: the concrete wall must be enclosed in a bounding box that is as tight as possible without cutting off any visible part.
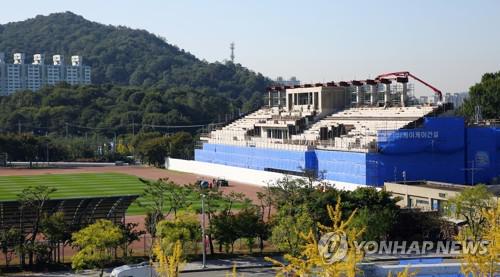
[166,157,365,190]
[166,157,289,186]
[284,86,349,115]
[384,182,463,210]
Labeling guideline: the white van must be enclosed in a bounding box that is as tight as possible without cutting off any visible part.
[110,262,157,277]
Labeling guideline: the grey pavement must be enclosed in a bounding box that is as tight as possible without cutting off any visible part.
[182,256,276,272]
[181,267,276,277]
[5,256,278,277]
[3,254,458,276]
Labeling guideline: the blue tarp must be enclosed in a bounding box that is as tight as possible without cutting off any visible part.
[195,117,499,186]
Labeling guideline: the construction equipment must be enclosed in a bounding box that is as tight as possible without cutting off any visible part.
[375,71,443,101]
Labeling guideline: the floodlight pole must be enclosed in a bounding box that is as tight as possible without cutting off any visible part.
[201,194,207,269]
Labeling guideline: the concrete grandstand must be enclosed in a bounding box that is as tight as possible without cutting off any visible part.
[192,75,500,188]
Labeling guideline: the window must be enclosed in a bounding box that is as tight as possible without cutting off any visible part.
[298,93,310,105]
[416,199,429,205]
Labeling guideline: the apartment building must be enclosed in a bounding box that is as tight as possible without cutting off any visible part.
[0,52,91,95]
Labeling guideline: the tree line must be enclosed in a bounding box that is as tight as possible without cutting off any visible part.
[460,70,500,120]
[1,176,498,276]
[0,131,194,165]
[0,12,269,139]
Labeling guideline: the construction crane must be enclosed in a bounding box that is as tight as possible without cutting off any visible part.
[375,71,442,101]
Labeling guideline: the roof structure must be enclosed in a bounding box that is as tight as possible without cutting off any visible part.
[0,195,139,233]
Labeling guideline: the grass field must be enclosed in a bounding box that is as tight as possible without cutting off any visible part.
[0,173,228,215]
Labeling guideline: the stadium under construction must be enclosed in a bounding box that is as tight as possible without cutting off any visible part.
[192,72,500,188]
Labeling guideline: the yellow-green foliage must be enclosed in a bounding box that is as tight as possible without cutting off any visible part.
[226,264,243,277]
[156,211,201,254]
[387,267,418,277]
[71,219,123,275]
[153,240,184,277]
[458,201,500,277]
[266,197,365,277]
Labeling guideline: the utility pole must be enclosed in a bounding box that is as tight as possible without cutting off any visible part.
[462,160,483,185]
[230,42,235,63]
[201,194,207,269]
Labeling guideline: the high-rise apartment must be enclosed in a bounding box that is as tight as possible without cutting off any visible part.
[0,52,92,95]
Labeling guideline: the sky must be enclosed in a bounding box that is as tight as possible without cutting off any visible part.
[1,0,499,96]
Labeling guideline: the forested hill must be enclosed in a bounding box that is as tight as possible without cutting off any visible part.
[0,12,268,90]
[0,12,271,135]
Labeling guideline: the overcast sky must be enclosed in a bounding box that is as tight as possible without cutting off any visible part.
[1,0,499,96]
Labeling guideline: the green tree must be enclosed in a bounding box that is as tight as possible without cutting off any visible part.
[270,204,314,256]
[460,71,500,120]
[235,206,261,254]
[17,185,57,267]
[156,212,201,255]
[71,219,123,277]
[351,207,397,241]
[210,212,239,254]
[41,212,69,263]
[117,222,146,257]
[137,136,170,167]
[188,184,224,255]
[0,228,22,267]
[168,132,194,159]
[138,178,190,221]
[446,185,495,240]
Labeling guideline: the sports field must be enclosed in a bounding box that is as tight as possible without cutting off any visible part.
[0,172,217,215]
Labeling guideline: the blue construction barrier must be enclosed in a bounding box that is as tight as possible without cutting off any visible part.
[315,150,368,185]
[375,117,467,185]
[195,143,306,173]
[466,127,500,184]
[195,117,500,186]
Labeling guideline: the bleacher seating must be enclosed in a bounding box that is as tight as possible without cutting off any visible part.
[292,106,436,151]
[202,105,437,152]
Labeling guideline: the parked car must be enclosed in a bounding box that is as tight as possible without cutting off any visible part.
[110,262,157,277]
[196,179,210,189]
[216,178,229,187]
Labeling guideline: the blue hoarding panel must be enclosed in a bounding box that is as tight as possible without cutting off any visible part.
[315,150,368,185]
[195,117,499,186]
[466,127,500,184]
[376,117,466,184]
[195,143,306,173]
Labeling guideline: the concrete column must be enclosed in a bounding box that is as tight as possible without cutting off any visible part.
[356,86,364,106]
[277,90,281,107]
[384,84,391,106]
[370,84,377,105]
[401,82,407,107]
[312,92,316,110]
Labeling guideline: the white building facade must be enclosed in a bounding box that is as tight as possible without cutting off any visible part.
[0,52,91,95]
